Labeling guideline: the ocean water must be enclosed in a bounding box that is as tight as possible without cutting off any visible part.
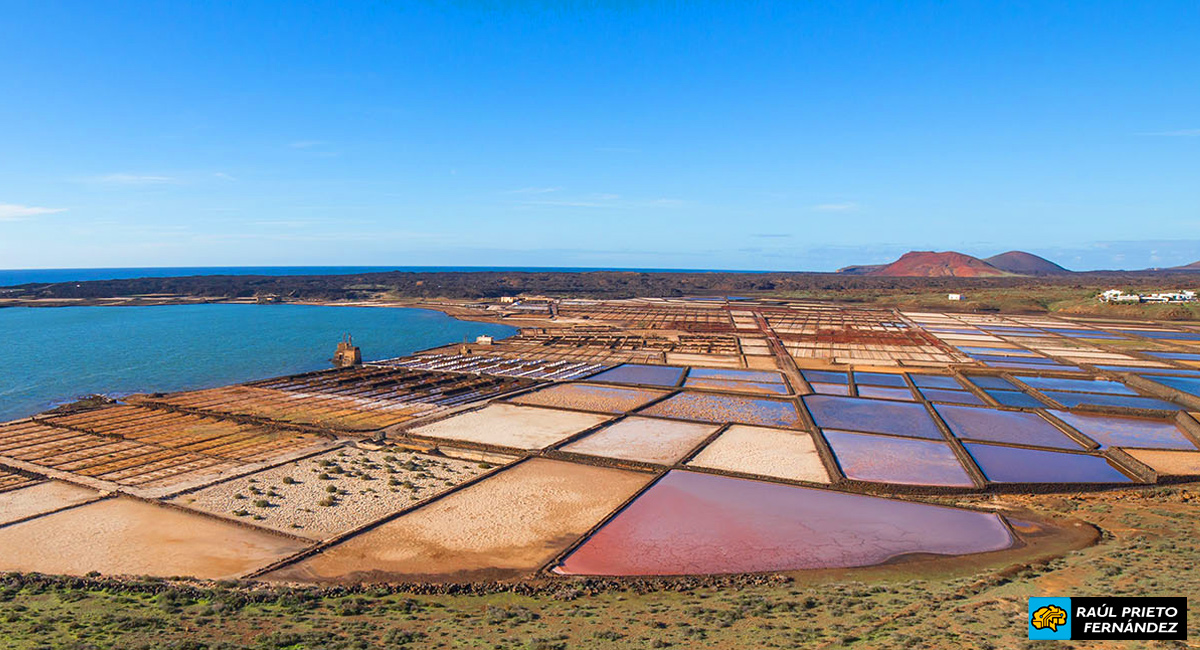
[0,304,516,422]
[0,265,772,287]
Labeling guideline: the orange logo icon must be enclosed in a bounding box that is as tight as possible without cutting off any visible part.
[1031,604,1068,632]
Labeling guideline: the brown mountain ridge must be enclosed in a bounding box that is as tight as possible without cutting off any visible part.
[984,251,1071,275]
[836,250,1073,277]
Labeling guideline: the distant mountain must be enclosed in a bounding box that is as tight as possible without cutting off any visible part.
[834,263,886,275]
[858,251,1011,277]
[984,251,1071,275]
[1171,260,1200,271]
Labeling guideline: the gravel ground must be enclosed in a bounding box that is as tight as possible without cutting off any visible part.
[170,446,498,540]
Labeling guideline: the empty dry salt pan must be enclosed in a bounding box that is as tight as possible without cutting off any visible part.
[0,498,307,579]
[686,425,830,484]
[265,459,650,583]
[408,403,611,450]
[0,481,98,526]
[561,416,719,464]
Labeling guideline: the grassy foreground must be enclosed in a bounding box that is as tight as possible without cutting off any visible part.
[0,488,1196,650]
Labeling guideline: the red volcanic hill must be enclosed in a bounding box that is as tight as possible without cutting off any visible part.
[984,251,1071,275]
[863,251,1012,277]
[1172,260,1200,271]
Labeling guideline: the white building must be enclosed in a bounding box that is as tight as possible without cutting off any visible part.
[947,293,964,301]
[1099,289,1196,304]
[1144,290,1196,303]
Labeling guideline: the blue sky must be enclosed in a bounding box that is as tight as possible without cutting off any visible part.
[1,1,1197,271]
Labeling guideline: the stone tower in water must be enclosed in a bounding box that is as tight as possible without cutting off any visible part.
[332,334,362,368]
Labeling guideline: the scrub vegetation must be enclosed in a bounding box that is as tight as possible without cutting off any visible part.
[6,271,1200,321]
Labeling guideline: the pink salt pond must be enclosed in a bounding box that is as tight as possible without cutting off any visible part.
[554,471,1014,576]
[823,429,975,487]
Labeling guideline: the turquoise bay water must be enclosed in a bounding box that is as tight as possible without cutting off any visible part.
[0,304,516,422]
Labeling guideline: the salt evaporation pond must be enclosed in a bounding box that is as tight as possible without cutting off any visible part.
[964,443,1132,484]
[1043,391,1180,411]
[641,392,802,428]
[823,429,974,487]
[510,383,667,414]
[935,405,1084,450]
[1049,411,1196,450]
[587,364,686,387]
[555,471,1013,576]
[803,395,943,440]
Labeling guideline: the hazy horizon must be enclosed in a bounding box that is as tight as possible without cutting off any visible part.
[3,2,1197,271]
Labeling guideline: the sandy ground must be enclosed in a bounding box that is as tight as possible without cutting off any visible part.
[561,416,719,464]
[509,383,667,413]
[0,481,99,526]
[169,446,497,540]
[1124,448,1200,476]
[686,425,830,483]
[408,403,611,450]
[0,498,308,579]
[265,458,651,583]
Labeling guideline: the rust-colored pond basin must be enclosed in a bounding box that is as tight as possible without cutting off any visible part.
[553,471,1014,576]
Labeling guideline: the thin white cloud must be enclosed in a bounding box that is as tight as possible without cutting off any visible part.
[0,203,67,221]
[518,194,686,209]
[505,187,561,194]
[1140,129,1200,137]
[522,200,606,208]
[811,202,859,212]
[213,172,237,181]
[91,173,175,185]
[289,140,326,149]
